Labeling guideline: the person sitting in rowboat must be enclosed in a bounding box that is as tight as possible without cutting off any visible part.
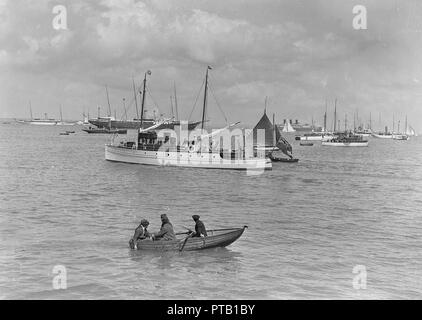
[151,214,176,241]
[190,215,207,237]
[129,219,151,249]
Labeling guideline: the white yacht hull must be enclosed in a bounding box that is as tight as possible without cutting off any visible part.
[321,141,369,147]
[392,134,410,140]
[105,145,272,171]
[30,121,57,125]
[371,133,392,139]
[299,135,334,141]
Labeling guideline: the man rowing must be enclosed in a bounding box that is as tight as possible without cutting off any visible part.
[152,214,176,241]
[190,215,207,237]
[129,219,151,249]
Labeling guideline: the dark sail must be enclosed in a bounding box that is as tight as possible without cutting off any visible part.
[276,136,293,158]
[253,110,276,147]
[253,110,293,158]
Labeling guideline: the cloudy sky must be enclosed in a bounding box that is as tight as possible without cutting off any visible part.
[1,0,422,131]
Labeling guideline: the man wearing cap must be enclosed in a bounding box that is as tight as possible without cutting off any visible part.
[129,219,151,249]
[152,214,176,241]
[191,215,207,238]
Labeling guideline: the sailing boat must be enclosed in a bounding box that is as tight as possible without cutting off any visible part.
[252,108,297,162]
[105,67,272,171]
[392,117,410,140]
[27,101,59,125]
[56,105,75,126]
[88,82,201,131]
[281,120,296,133]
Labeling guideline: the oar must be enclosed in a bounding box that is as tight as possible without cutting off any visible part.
[179,232,194,252]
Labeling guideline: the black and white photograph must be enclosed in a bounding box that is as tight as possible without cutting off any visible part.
[0,0,421,304]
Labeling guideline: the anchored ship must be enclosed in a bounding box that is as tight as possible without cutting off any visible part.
[322,132,369,147]
[105,67,272,171]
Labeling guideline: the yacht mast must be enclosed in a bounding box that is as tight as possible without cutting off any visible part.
[174,82,179,121]
[140,70,151,128]
[29,100,33,120]
[105,85,112,117]
[132,77,139,120]
[333,99,337,132]
[324,100,327,132]
[201,66,211,131]
[170,95,174,119]
[405,115,408,134]
[123,98,127,120]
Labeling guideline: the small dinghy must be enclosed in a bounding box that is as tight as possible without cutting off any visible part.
[130,226,248,251]
[59,132,69,135]
[300,142,314,146]
[269,153,299,163]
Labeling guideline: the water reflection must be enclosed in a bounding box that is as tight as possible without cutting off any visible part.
[128,247,243,273]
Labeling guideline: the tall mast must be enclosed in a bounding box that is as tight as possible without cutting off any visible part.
[132,77,139,120]
[353,110,356,131]
[201,66,211,131]
[60,105,63,122]
[174,82,179,121]
[105,85,112,117]
[405,115,408,134]
[140,70,151,128]
[29,100,33,120]
[344,113,347,131]
[170,95,174,119]
[369,112,372,130]
[333,99,337,132]
[393,114,395,133]
[264,96,268,114]
[123,98,127,120]
[356,109,359,129]
[324,99,327,132]
[273,113,276,147]
[97,106,100,118]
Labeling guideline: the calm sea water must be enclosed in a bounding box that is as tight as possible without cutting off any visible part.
[0,123,421,299]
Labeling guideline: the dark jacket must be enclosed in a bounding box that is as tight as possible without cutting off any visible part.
[154,218,176,240]
[132,225,151,241]
[193,220,207,237]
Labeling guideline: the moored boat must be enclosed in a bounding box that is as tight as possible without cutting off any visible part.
[131,226,248,251]
[83,127,127,134]
[295,132,335,141]
[322,132,368,147]
[299,142,313,146]
[268,153,299,162]
[392,134,409,140]
[105,68,272,171]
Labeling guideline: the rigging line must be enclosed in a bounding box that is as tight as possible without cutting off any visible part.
[117,95,136,121]
[208,81,228,124]
[188,77,206,121]
[145,84,161,114]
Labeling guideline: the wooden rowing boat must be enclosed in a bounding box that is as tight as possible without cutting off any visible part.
[299,142,313,146]
[131,226,248,251]
[269,154,299,163]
